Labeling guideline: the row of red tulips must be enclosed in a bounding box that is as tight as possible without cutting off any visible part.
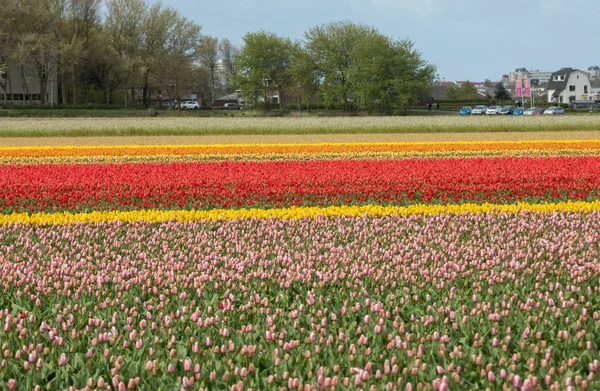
[2,156,600,213]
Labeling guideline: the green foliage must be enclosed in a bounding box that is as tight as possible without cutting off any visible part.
[304,21,377,110]
[494,82,512,101]
[349,35,435,114]
[445,81,479,100]
[231,31,296,111]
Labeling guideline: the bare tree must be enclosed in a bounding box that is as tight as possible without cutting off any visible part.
[197,36,219,104]
[218,38,239,92]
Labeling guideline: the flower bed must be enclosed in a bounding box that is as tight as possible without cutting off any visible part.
[1,140,600,390]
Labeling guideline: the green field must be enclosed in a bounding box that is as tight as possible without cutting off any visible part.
[1,116,600,138]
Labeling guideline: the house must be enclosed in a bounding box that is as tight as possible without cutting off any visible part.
[547,68,591,104]
[214,93,241,107]
[589,88,600,102]
[0,59,59,105]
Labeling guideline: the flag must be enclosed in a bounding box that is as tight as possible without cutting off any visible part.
[523,79,531,96]
[515,80,523,98]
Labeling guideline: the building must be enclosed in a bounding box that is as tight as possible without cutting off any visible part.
[528,70,553,85]
[588,66,600,79]
[509,68,529,82]
[589,88,600,102]
[214,92,241,107]
[0,59,59,105]
[547,68,591,103]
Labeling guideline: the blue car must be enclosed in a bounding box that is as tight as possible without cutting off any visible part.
[459,106,472,115]
[513,107,525,115]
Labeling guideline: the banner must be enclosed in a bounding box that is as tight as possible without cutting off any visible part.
[515,80,523,98]
[523,79,531,96]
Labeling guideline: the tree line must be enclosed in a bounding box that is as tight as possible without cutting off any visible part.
[0,1,437,113]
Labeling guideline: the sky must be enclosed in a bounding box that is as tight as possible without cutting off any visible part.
[161,0,599,81]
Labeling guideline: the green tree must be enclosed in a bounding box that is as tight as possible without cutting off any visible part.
[287,45,319,109]
[494,82,512,101]
[232,31,296,111]
[445,81,478,99]
[349,33,436,114]
[305,21,376,109]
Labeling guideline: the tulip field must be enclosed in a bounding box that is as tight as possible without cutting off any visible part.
[2,139,600,390]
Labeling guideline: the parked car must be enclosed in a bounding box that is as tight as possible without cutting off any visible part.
[499,106,515,115]
[513,107,525,115]
[459,106,472,115]
[523,107,544,115]
[486,106,502,115]
[180,101,199,110]
[543,106,565,115]
[471,105,488,115]
[213,103,242,111]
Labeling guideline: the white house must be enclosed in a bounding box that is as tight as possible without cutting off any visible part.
[547,68,591,104]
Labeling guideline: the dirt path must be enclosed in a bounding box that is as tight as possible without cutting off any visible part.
[1,131,600,146]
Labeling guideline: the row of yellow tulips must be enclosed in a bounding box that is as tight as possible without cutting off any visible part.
[4,201,600,226]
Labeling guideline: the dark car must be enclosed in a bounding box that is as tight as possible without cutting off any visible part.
[499,106,515,115]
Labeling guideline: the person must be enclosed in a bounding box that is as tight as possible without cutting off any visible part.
[436,102,440,111]
[428,102,432,112]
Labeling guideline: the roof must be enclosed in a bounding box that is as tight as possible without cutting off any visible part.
[552,90,563,98]
[546,68,579,91]
[215,93,239,101]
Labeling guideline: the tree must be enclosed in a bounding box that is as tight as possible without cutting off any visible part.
[350,33,435,114]
[305,21,376,109]
[105,0,200,107]
[445,81,478,99]
[59,0,103,104]
[287,45,319,109]
[218,38,239,92]
[11,0,65,105]
[232,31,296,111]
[197,36,219,104]
[494,82,511,101]
[105,0,146,106]
[483,79,493,88]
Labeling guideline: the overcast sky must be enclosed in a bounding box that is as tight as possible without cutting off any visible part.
[161,0,599,81]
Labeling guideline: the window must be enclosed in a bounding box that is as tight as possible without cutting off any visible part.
[569,85,576,91]
[584,85,588,94]
[13,94,23,101]
[0,94,4,101]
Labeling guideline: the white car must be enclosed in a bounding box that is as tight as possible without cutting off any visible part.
[471,105,488,115]
[485,106,502,115]
[543,106,565,115]
[180,101,199,110]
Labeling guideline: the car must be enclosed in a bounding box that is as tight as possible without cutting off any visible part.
[471,105,488,115]
[523,107,544,115]
[486,106,502,115]
[499,106,515,115]
[543,106,565,115]
[513,107,525,115]
[459,106,472,115]
[180,101,199,110]
[224,103,241,110]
